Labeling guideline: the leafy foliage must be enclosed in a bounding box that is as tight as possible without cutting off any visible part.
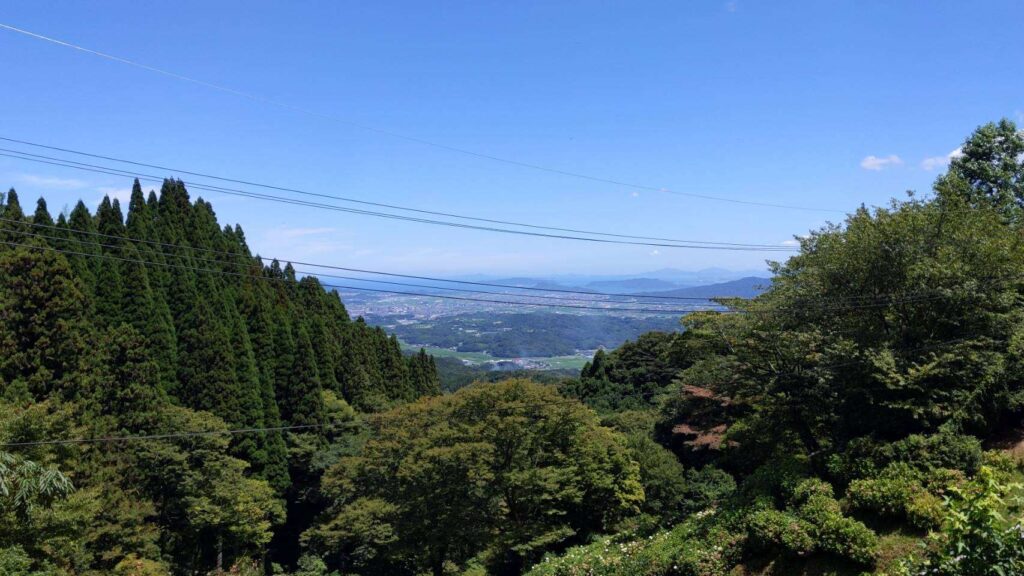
[900,466,1024,575]
[0,181,439,574]
[306,379,643,575]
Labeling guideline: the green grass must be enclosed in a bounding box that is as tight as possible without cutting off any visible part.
[400,341,591,371]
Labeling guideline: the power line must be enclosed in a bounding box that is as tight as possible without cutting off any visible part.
[0,215,770,304]
[3,216,991,310]
[0,23,843,215]
[0,136,803,249]
[0,334,990,448]
[0,223,720,308]
[0,228,993,315]
[0,237,719,314]
[0,149,795,252]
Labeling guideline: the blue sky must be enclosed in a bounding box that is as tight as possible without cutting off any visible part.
[1,1,1021,276]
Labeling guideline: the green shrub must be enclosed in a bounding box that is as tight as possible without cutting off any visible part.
[811,511,879,566]
[844,464,948,530]
[902,466,1024,575]
[740,452,811,504]
[746,509,816,557]
[524,523,732,576]
[828,432,983,483]
[888,431,982,474]
[682,467,736,514]
[790,479,879,566]
[789,478,835,505]
[904,491,944,530]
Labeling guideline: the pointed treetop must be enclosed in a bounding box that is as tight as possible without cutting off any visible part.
[69,200,94,231]
[3,188,23,219]
[33,198,54,226]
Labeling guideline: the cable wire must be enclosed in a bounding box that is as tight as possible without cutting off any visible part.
[0,136,806,249]
[0,237,722,314]
[0,228,1000,315]
[0,149,795,252]
[0,334,989,448]
[0,23,843,214]
[0,215,772,304]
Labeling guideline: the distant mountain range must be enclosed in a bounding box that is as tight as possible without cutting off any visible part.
[584,278,679,293]
[335,269,773,302]
[479,268,772,295]
[638,276,771,299]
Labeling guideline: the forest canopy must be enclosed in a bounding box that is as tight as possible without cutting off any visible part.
[3,119,1024,576]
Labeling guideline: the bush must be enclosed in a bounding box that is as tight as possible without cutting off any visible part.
[790,480,878,566]
[828,432,983,485]
[746,509,816,557]
[902,466,1024,575]
[740,453,811,504]
[888,431,983,474]
[524,522,732,576]
[844,464,949,530]
[682,467,735,514]
[810,510,879,566]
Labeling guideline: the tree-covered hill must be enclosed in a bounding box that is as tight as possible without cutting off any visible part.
[4,119,1024,576]
[540,119,1024,575]
[0,180,438,573]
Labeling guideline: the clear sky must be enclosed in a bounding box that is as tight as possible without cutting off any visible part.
[1,1,1021,276]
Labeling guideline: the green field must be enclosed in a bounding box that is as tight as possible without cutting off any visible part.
[400,341,591,371]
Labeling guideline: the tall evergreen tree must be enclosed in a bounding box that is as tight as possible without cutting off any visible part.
[0,248,91,400]
[280,324,325,427]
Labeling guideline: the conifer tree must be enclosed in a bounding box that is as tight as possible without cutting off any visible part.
[0,188,27,244]
[280,324,325,427]
[0,248,91,400]
[31,198,53,227]
[66,200,101,294]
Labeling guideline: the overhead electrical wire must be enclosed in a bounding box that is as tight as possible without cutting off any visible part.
[0,136,804,249]
[0,148,795,252]
[0,237,724,314]
[0,216,990,309]
[0,223,719,307]
[0,23,843,214]
[0,228,990,315]
[0,215,773,304]
[0,334,988,449]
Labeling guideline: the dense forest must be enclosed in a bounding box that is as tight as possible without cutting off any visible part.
[0,180,438,574]
[372,312,684,357]
[3,119,1024,576]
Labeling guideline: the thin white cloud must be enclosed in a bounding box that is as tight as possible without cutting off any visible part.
[15,173,88,190]
[781,239,800,247]
[630,191,640,198]
[921,147,963,171]
[269,227,337,239]
[259,226,349,258]
[860,155,903,171]
[97,186,134,206]
[725,1,738,12]
[650,249,660,256]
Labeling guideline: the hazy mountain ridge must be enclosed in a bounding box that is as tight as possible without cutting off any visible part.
[637,276,772,299]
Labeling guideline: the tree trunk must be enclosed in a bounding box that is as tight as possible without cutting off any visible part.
[216,533,223,572]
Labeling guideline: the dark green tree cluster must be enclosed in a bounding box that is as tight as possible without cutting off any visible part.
[305,379,643,576]
[0,180,438,574]
[565,331,685,411]
[534,120,1024,575]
